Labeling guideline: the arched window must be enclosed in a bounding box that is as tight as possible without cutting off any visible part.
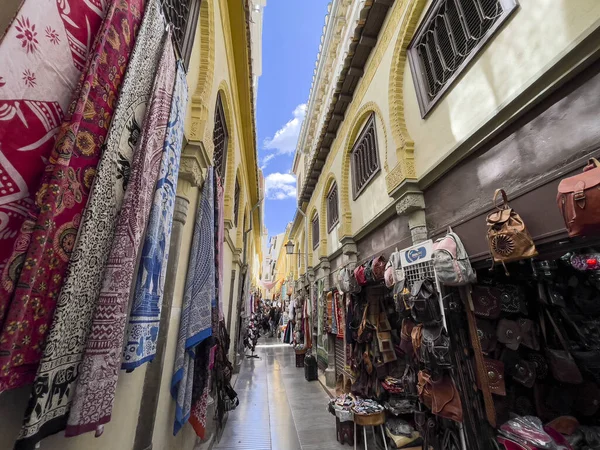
[327,182,339,232]
[351,113,380,199]
[213,93,228,180]
[233,177,240,227]
[312,215,319,250]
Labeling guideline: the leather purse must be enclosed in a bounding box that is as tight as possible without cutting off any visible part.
[417,370,463,422]
[364,260,375,283]
[420,324,452,368]
[399,318,415,356]
[476,318,497,354]
[527,352,549,381]
[497,318,540,351]
[486,189,538,273]
[476,358,507,396]
[501,349,536,388]
[499,284,528,315]
[471,285,501,319]
[409,278,442,325]
[372,255,387,281]
[354,265,367,286]
[540,310,583,385]
[557,157,600,237]
[393,279,410,317]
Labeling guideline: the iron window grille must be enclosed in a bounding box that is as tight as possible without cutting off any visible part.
[213,93,229,181]
[234,177,240,227]
[327,182,339,232]
[351,113,380,200]
[161,0,202,70]
[312,215,320,250]
[408,0,517,117]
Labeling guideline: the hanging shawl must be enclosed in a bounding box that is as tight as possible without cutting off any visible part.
[122,62,188,371]
[331,292,338,335]
[335,292,344,339]
[216,174,225,321]
[0,0,140,395]
[0,0,106,298]
[66,33,176,437]
[15,2,164,447]
[171,167,215,435]
[189,336,214,438]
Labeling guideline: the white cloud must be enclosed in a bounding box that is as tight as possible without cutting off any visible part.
[260,153,275,170]
[261,104,306,168]
[264,172,297,200]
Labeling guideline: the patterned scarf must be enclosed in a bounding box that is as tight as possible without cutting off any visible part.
[15,3,164,447]
[0,0,106,297]
[0,0,140,395]
[65,33,176,437]
[171,167,215,435]
[189,336,214,438]
[122,61,188,371]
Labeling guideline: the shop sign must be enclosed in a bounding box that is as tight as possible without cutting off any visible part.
[399,240,433,267]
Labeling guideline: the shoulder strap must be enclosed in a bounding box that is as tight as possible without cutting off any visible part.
[493,189,509,210]
[545,309,571,352]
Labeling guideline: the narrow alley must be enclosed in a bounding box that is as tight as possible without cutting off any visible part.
[215,338,339,450]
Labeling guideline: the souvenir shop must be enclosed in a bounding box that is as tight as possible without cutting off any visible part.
[325,47,600,450]
[0,0,237,448]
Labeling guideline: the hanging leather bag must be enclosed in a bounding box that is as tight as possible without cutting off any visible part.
[486,189,538,273]
[408,278,442,325]
[357,302,374,343]
[372,255,387,281]
[557,158,600,237]
[432,229,476,286]
[540,310,583,385]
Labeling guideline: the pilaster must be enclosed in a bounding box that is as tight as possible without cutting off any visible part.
[395,190,427,244]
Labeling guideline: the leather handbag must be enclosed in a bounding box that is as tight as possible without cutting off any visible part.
[354,265,367,286]
[502,349,536,388]
[476,318,498,354]
[486,189,538,273]
[372,255,387,281]
[557,157,600,237]
[540,310,583,385]
[417,370,463,423]
[357,303,374,343]
[364,260,375,283]
[499,284,528,315]
[399,318,415,356]
[409,278,442,325]
[528,352,549,381]
[476,358,507,396]
[420,324,452,368]
[402,364,418,398]
[384,261,395,288]
[411,323,423,357]
[497,318,540,351]
[393,279,410,316]
[471,285,501,319]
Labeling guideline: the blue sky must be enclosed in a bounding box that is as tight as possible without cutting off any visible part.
[257,0,330,237]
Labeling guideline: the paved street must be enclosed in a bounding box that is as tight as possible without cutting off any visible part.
[214,338,341,450]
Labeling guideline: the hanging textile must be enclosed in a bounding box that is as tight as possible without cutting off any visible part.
[15,2,164,447]
[171,167,215,435]
[331,292,338,335]
[65,33,176,437]
[189,336,214,438]
[335,292,344,339]
[0,0,139,395]
[216,174,225,321]
[122,61,188,371]
[0,0,107,299]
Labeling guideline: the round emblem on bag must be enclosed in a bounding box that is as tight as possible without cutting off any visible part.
[491,234,516,256]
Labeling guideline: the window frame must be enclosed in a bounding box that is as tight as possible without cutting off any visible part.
[351,113,381,200]
[326,182,339,233]
[407,0,518,118]
[213,93,229,181]
[162,0,202,70]
[233,177,240,227]
[312,215,320,250]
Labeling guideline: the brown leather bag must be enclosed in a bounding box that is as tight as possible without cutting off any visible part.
[476,358,507,396]
[471,285,502,319]
[557,158,600,237]
[417,370,463,422]
[486,189,537,273]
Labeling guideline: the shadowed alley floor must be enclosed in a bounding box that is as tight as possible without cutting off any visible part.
[214,338,341,450]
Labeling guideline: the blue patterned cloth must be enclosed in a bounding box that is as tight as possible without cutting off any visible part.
[171,167,215,435]
[122,62,189,371]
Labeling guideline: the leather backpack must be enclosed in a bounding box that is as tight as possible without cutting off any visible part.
[486,189,537,273]
[432,229,476,286]
[557,157,600,237]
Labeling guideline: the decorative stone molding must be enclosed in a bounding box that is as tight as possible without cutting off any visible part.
[173,196,190,226]
[178,143,206,200]
[395,191,425,215]
[307,267,316,284]
[395,190,428,244]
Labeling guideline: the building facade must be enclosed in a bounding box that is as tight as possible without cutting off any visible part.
[288,0,600,394]
[0,0,262,449]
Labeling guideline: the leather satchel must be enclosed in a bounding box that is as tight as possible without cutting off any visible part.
[471,285,501,319]
[399,318,415,356]
[417,370,463,423]
[486,189,538,273]
[502,350,536,388]
[409,278,442,325]
[476,358,507,396]
[497,318,540,351]
[557,157,600,237]
[420,324,452,368]
[540,310,583,385]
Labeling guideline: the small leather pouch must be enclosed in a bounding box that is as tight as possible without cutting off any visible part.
[502,349,536,388]
[471,285,502,319]
[497,318,540,351]
[499,284,528,315]
[476,318,497,354]
[476,358,506,396]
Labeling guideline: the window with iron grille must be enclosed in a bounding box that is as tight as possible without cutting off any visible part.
[351,113,380,200]
[234,177,240,227]
[408,0,517,117]
[327,182,339,232]
[213,93,228,181]
[162,0,202,70]
[312,215,320,250]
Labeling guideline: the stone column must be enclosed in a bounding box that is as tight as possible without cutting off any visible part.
[341,238,358,267]
[396,191,428,244]
[318,258,336,388]
[132,148,203,450]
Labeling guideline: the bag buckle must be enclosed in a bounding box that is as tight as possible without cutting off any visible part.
[574,190,586,202]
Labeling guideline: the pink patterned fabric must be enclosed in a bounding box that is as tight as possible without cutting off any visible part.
[0,0,106,299]
[64,35,176,437]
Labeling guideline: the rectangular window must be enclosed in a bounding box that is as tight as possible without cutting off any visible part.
[162,0,202,70]
[327,183,339,232]
[233,178,240,227]
[351,113,380,200]
[408,0,517,117]
[312,215,320,250]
